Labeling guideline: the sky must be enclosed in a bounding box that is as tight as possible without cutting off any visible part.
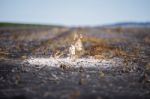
[0,0,150,26]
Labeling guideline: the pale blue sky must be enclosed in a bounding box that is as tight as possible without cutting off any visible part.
[0,0,150,26]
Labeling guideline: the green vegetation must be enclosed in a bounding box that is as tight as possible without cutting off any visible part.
[0,22,64,28]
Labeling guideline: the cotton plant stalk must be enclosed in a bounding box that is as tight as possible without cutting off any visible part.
[69,33,84,59]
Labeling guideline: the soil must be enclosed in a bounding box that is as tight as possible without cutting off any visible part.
[0,26,150,99]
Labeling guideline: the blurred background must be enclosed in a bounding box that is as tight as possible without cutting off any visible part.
[0,1,150,99]
[0,0,150,26]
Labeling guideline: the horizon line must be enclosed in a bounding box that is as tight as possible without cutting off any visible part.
[0,21,150,27]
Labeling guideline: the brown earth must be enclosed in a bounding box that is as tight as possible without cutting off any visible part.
[0,26,150,99]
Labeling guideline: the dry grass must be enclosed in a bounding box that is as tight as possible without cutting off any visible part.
[86,44,127,59]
